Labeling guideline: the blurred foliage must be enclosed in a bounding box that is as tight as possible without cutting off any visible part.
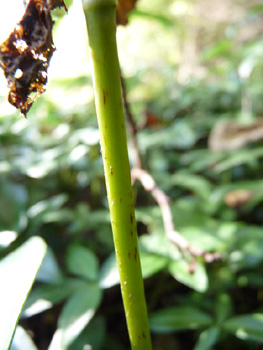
[0,0,262,349]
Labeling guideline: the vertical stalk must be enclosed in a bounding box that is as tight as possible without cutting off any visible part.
[81,1,152,349]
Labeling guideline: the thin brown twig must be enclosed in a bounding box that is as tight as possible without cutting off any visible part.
[131,168,221,262]
[120,70,221,264]
[120,74,143,169]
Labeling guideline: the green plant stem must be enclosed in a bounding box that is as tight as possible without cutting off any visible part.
[81,1,152,349]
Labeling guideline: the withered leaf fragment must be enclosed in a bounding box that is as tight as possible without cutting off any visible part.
[116,0,138,25]
[0,0,67,117]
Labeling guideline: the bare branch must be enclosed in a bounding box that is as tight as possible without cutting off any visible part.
[131,168,221,263]
[120,73,143,168]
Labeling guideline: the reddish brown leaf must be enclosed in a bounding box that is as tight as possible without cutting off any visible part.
[116,0,138,25]
[0,0,67,117]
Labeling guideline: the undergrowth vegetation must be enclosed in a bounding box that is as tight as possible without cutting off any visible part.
[0,0,262,349]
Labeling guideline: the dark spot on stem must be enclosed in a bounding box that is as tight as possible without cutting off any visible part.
[110,166,113,175]
[134,247,137,261]
[130,213,133,224]
[128,252,131,259]
[103,89,107,105]
[120,197,122,203]
[142,332,146,339]
[130,230,133,236]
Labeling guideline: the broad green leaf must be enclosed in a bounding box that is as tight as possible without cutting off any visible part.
[68,316,105,350]
[202,39,232,61]
[0,237,47,350]
[22,279,87,318]
[66,245,99,281]
[10,326,38,350]
[139,120,197,150]
[222,313,263,341]
[0,183,27,232]
[49,317,105,350]
[180,226,225,252]
[48,329,63,350]
[36,248,63,284]
[131,10,174,28]
[58,283,102,348]
[215,294,232,322]
[168,260,208,292]
[194,327,220,350]
[171,199,215,229]
[230,236,263,272]
[139,231,181,260]
[0,231,17,249]
[249,4,263,14]
[149,307,212,333]
[99,254,119,289]
[214,147,263,173]
[170,172,212,200]
[140,252,169,278]
[234,225,263,245]
[27,194,68,219]
[41,209,73,224]
[180,149,224,172]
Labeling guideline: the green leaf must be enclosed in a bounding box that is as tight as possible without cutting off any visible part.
[58,283,102,348]
[139,120,197,150]
[215,294,232,323]
[66,245,99,281]
[222,313,263,341]
[229,231,263,271]
[22,279,86,318]
[0,183,27,231]
[131,10,174,28]
[214,148,263,173]
[202,39,232,61]
[180,226,225,252]
[194,327,220,350]
[0,237,47,350]
[150,307,212,333]
[139,231,181,260]
[249,4,263,14]
[168,260,208,292]
[170,172,212,200]
[140,252,169,279]
[10,326,38,350]
[27,194,68,220]
[0,231,17,249]
[36,248,63,284]
[99,254,119,289]
[68,316,105,350]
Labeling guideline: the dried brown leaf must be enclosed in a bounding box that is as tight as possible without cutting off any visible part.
[116,0,138,26]
[0,0,67,117]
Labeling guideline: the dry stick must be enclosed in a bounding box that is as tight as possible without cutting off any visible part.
[121,76,221,264]
[131,168,221,263]
[120,74,143,169]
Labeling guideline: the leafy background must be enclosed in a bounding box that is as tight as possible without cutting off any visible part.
[0,0,262,349]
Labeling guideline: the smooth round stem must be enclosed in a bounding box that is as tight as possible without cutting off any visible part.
[81,1,152,349]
